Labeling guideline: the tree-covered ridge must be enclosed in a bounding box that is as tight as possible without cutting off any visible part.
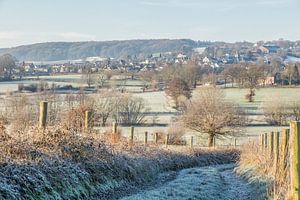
[0,39,199,61]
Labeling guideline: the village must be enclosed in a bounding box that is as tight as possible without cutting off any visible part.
[3,40,297,89]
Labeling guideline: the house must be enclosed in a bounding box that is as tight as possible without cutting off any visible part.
[151,53,161,58]
[259,45,280,54]
[259,76,275,86]
[258,46,270,54]
[202,57,210,64]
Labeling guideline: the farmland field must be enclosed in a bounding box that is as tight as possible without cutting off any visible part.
[129,87,298,146]
[1,76,299,146]
[0,74,146,93]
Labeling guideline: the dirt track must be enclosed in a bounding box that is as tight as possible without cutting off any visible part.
[121,164,257,200]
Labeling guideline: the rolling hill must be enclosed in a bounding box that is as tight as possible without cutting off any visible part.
[0,39,203,61]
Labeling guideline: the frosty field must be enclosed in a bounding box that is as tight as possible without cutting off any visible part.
[1,76,299,146]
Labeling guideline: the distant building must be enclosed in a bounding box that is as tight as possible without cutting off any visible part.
[258,46,270,54]
[177,53,187,59]
[202,56,210,64]
[259,76,275,86]
[151,53,161,58]
[258,45,280,54]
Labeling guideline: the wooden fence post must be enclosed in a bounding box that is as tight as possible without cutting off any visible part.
[130,127,134,145]
[85,110,92,129]
[165,134,169,147]
[111,122,118,143]
[144,131,148,145]
[190,136,194,148]
[213,137,216,148]
[264,133,268,151]
[280,128,289,175]
[39,101,48,129]
[154,132,158,144]
[113,122,117,134]
[274,131,280,169]
[269,132,274,158]
[291,121,300,199]
[261,133,265,151]
[234,138,237,148]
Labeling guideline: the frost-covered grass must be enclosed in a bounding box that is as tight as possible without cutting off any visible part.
[123,164,260,200]
[0,120,239,200]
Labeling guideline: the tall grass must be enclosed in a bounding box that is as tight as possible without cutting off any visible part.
[236,142,290,200]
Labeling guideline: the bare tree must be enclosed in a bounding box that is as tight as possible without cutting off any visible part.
[92,91,116,126]
[263,96,300,125]
[182,87,245,147]
[81,64,95,88]
[113,94,149,125]
[0,54,17,80]
[139,70,158,91]
[263,96,288,125]
[242,64,264,102]
[222,64,245,88]
[165,77,192,109]
[182,60,201,88]
[281,64,294,86]
[95,70,109,88]
[4,94,37,133]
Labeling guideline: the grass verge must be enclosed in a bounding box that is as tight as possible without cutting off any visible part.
[0,123,239,200]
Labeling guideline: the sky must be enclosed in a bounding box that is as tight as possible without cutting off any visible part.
[0,0,299,48]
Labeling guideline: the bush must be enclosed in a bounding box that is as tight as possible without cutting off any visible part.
[23,84,38,92]
[17,83,24,92]
[62,104,93,132]
[167,122,186,145]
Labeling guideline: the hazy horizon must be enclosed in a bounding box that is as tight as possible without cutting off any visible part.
[1,37,300,50]
[0,0,300,48]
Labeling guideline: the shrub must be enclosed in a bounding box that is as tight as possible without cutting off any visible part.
[23,84,38,92]
[167,122,186,145]
[17,83,24,92]
[62,104,92,132]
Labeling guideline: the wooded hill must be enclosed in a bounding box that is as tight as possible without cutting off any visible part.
[0,39,203,61]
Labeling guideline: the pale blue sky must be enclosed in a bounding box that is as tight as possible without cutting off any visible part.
[0,0,299,47]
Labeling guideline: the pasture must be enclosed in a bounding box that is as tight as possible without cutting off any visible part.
[1,75,300,146]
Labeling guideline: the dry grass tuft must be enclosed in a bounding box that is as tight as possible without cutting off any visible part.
[236,143,290,200]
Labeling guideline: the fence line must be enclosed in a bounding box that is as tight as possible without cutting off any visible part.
[253,121,300,199]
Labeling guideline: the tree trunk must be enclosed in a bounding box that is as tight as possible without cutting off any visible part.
[208,134,214,147]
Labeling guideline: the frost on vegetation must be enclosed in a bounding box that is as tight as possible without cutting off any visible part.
[123,164,259,200]
[234,165,270,200]
[0,121,238,199]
